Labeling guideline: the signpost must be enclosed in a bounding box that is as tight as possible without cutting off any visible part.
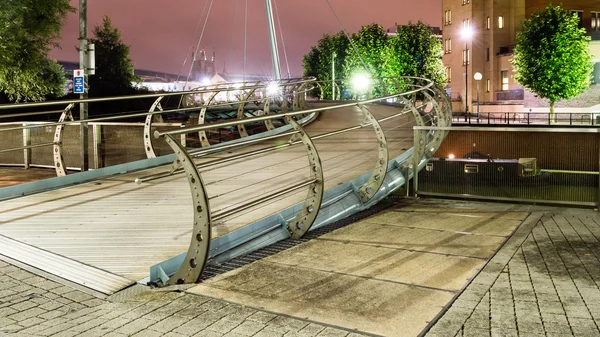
[73,69,85,94]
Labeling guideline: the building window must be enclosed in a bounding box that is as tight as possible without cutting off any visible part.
[446,67,452,82]
[445,38,452,53]
[498,16,504,28]
[593,12,600,31]
[487,17,491,30]
[463,19,470,28]
[462,0,469,4]
[445,10,452,25]
[486,48,490,62]
[501,70,509,90]
[463,49,470,65]
[486,79,490,92]
[570,10,583,28]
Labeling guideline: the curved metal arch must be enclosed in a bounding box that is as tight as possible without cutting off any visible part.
[284,116,324,239]
[53,103,76,176]
[236,87,260,138]
[198,90,221,147]
[162,134,211,285]
[144,96,165,159]
[356,104,389,203]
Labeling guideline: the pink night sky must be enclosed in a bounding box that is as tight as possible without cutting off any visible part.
[50,0,441,77]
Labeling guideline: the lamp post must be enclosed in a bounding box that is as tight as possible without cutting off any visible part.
[332,52,336,100]
[474,72,482,123]
[462,26,474,122]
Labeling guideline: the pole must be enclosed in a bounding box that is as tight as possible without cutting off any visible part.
[79,0,89,171]
[264,0,281,80]
[332,52,336,100]
[464,42,468,122]
[476,80,480,122]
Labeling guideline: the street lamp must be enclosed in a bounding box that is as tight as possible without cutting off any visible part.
[332,52,336,100]
[474,72,482,122]
[462,25,474,122]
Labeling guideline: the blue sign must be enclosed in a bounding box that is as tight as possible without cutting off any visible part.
[73,69,85,94]
[73,76,85,94]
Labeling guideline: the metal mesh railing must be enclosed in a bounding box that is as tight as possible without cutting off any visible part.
[415,127,600,206]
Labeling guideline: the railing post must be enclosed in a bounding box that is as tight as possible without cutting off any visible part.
[413,128,421,197]
[548,113,551,125]
[570,112,572,126]
[527,112,530,125]
[180,124,187,148]
[92,124,103,169]
[22,123,31,169]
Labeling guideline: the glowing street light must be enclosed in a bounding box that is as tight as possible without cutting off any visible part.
[461,25,474,122]
[474,72,482,122]
[266,82,280,96]
[351,73,370,96]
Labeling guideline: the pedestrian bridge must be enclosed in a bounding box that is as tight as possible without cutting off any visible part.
[0,77,451,294]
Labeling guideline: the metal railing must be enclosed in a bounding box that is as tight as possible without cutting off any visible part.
[413,126,600,207]
[145,76,452,285]
[0,76,453,286]
[0,78,318,182]
[453,111,600,126]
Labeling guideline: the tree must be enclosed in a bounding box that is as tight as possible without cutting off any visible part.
[89,16,140,97]
[382,22,446,88]
[302,32,348,99]
[511,5,592,121]
[343,24,388,84]
[0,0,74,102]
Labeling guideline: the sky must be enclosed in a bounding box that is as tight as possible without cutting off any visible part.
[49,0,441,78]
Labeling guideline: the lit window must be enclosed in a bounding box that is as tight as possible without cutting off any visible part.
[501,70,509,90]
[592,12,599,31]
[447,67,452,82]
[487,17,491,30]
[498,16,504,28]
[570,10,583,29]
[445,38,452,53]
[445,10,452,25]
[486,79,490,92]
[462,0,470,4]
[463,49,470,65]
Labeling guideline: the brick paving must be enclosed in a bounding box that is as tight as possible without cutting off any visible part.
[0,260,361,336]
[427,211,600,337]
[3,201,600,336]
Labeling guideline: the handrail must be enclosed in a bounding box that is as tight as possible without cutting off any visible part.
[0,83,319,133]
[212,179,317,221]
[0,77,317,110]
[154,79,434,139]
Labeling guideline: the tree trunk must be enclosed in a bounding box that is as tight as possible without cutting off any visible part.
[550,100,555,124]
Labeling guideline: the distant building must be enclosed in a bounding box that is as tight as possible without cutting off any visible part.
[442,0,600,111]
[386,24,443,40]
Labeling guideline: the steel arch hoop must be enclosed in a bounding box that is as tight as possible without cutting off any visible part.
[356,103,389,203]
[53,103,76,177]
[144,96,165,159]
[236,88,259,138]
[162,134,211,285]
[198,91,221,147]
[284,116,324,239]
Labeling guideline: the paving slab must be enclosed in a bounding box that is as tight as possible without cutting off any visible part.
[189,205,526,336]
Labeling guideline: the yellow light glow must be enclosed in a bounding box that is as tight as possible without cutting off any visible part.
[448,154,455,159]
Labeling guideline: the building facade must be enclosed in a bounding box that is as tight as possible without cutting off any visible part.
[442,0,600,112]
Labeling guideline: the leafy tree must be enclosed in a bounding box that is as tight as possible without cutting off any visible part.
[382,22,446,88]
[302,32,348,99]
[89,16,140,97]
[343,24,388,90]
[511,5,592,121]
[0,0,74,102]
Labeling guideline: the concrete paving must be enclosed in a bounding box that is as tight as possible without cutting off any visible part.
[188,202,527,336]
